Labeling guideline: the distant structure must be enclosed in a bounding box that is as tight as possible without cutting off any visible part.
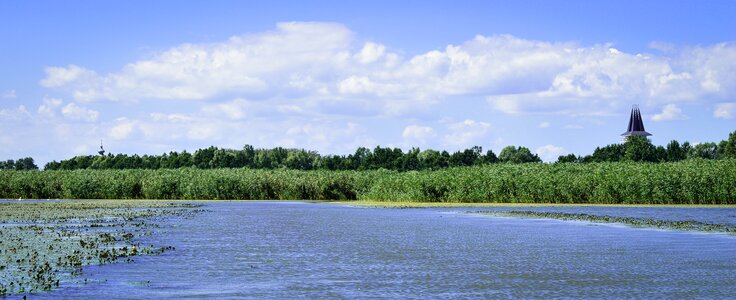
[98,140,106,156]
[621,105,651,141]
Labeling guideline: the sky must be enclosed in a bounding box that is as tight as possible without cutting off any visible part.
[1,0,735,166]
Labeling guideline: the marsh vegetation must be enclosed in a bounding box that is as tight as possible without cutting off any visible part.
[1,159,734,204]
[474,210,736,234]
[0,201,203,296]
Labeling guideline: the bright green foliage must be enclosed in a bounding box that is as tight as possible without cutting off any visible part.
[2,160,734,204]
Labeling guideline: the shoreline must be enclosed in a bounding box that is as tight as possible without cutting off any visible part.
[330,201,736,208]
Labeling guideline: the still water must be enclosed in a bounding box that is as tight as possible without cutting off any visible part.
[38,202,736,299]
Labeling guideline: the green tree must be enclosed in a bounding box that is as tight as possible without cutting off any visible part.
[14,157,38,170]
[556,153,580,163]
[624,135,657,162]
[286,150,317,170]
[449,146,483,167]
[498,146,542,163]
[688,142,719,159]
[589,144,625,162]
[722,130,736,159]
[483,149,498,164]
[193,146,217,168]
[665,140,687,162]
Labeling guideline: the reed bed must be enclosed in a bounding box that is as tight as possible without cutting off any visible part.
[0,159,734,204]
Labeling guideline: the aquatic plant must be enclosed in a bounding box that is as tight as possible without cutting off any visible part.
[0,201,204,296]
[474,210,736,234]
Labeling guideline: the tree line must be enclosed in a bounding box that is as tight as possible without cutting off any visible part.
[0,157,38,171]
[42,145,540,171]
[557,131,736,163]
[3,130,734,172]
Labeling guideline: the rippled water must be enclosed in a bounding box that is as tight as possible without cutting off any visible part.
[33,202,736,299]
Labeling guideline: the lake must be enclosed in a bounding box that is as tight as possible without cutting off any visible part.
[31,202,736,299]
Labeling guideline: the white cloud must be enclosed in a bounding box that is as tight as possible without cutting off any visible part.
[652,104,687,121]
[538,121,551,128]
[2,89,16,99]
[150,113,194,123]
[714,103,736,119]
[37,97,63,117]
[0,105,30,121]
[355,42,386,64]
[402,125,436,144]
[39,23,736,118]
[61,103,99,122]
[109,119,137,140]
[442,119,491,146]
[535,144,568,162]
[40,65,97,88]
[42,22,353,102]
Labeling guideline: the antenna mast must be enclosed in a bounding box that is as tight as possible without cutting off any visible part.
[98,139,106,156]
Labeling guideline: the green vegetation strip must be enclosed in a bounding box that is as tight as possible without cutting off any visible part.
[474,211,736,234]
[0,201,204,296]
[1,159,735,204]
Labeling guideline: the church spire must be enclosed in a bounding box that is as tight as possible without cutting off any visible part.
[621,105,651,138]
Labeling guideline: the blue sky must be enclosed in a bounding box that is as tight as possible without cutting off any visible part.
[1,0,735,165]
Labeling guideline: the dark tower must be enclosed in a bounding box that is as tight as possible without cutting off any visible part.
[621,105,651,140]
[98,140,106,156]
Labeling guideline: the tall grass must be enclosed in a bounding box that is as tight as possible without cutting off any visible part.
[1,159,734,204]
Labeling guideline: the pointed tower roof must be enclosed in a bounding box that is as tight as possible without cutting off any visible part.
[621,105,651,137]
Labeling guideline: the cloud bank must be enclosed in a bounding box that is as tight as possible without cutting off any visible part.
[40,22,736,117]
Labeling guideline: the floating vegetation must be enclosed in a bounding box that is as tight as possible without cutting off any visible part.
[474,210,736,234]
[0,201,205,297]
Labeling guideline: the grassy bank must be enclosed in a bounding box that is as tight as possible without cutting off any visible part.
[1,159,735,204]
[0,200,204,296]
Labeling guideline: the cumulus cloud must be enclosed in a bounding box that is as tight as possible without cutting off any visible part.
[355,42,386,64]
[442,119,491,146]
[42,22,353,102]
[652,104,687,121]
[535,144,567,162]
[714,103,736,119]
[39,22,736,117]
[61,103,99,122]
[402,125,436,144]
[538,121,551,128]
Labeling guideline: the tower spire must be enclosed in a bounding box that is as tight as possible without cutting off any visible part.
[621,105,651,139]
[98,139,106,156]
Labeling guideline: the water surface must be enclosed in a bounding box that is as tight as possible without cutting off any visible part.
[35,202,736,299]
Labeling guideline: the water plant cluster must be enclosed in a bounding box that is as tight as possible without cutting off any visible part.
[1,159,734,204]
[0,201,204,296]
[474,210,736,234]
